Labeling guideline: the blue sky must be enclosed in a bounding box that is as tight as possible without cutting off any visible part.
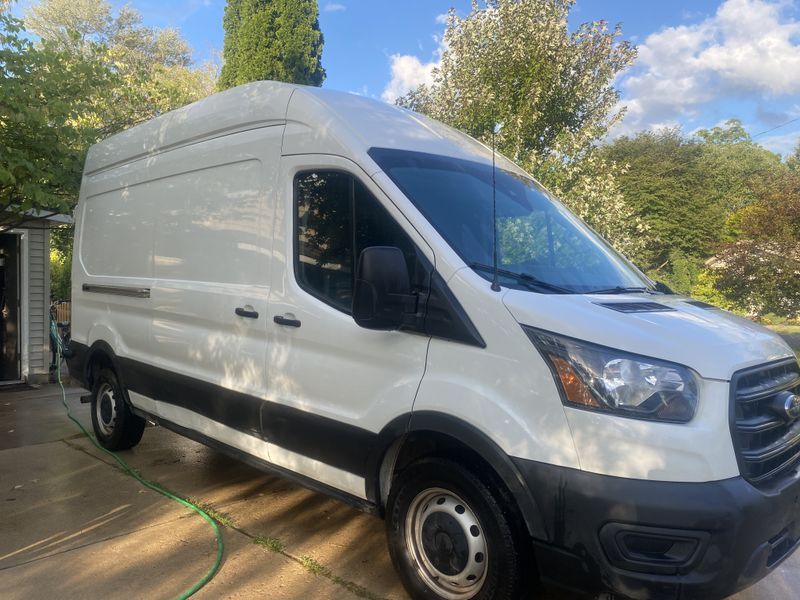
[16,0,800,155]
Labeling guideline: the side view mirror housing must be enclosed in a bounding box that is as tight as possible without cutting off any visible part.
[352,246,415,330]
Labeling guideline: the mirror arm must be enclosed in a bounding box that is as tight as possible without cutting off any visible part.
[388,291,420,314]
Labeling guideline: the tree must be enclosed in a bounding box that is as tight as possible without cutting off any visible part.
[788,141,800,172]
[695,119,783,217]
[25,0,216,134]
[600,122,786,292]
[396,0,646,260]
[711,171,800,317]
[1,10,109,227]
[219,0,325,90]
[600,129,726,273]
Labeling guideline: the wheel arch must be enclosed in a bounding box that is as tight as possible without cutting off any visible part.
[367,411,548,540]
[83,340,124,391]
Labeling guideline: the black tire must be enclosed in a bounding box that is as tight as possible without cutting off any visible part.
[90,368,145,451]
[386,457,532,600]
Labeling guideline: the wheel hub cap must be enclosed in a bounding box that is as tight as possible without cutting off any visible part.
[95,383,117,436]
[421,512,469,575]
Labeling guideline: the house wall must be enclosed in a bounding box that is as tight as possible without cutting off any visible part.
[27,226,50,382]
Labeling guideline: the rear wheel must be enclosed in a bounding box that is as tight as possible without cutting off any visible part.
[90,368,145,450]
[386,457,532,600]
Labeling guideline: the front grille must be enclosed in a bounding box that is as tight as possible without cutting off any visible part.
[731,359,800,486]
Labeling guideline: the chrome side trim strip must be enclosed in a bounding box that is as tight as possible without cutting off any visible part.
[82,284,150,298]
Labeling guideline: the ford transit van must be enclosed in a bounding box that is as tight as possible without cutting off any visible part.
[68,81,800,600]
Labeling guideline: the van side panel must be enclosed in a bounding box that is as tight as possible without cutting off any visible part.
[74,125,282,431]
[148,130,278,400]
[73,188,154,367]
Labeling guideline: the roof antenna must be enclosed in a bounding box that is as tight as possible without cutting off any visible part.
[490,121,503,292]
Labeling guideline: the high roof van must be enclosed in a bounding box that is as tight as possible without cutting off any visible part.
[68,81,800,600]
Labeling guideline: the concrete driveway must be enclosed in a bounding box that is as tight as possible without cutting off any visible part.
[1,385,798,599]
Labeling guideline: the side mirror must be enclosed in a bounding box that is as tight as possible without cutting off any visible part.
[353,246,413,330]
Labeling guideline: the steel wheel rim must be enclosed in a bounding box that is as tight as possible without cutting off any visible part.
[405,487,488,599]
[95,382,117,436]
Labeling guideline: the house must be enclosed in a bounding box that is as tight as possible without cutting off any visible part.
[1,215,67,384]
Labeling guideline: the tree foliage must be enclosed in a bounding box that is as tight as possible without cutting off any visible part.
[600,121,785,284]
[600,129,724,272]
[788,141,800,172]
[1,10,109,226]
[1,0,216,226]
[712,171,800,317]
[396,0,646,260]
[219,0,325,90]
[26,0,216,134]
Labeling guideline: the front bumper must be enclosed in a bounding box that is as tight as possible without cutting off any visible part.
[514,458,800,599]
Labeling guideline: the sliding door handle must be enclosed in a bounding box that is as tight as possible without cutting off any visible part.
[235,307,259,319]
[273,315,301,328]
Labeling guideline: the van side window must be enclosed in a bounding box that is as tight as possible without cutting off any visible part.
[295,171,417,313]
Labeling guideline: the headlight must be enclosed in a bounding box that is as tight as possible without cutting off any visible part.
[524,326,698,423]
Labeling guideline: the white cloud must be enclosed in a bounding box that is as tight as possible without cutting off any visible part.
[381,54,438,102]
[323,2,346,12]
[382,24,448,103]
[758,130,800,156]
[615,0,800,135]
[435,13,449,25]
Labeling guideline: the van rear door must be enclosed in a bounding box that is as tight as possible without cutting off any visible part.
[263,155,434,499]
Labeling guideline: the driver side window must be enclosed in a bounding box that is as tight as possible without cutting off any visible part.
[294,171,419,313]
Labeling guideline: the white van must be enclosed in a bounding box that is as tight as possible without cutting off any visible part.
[68,81,800,600]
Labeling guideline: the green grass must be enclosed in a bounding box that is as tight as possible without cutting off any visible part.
[253,535,285,553]
[186,499,236,528]
[299,555,383,600]
[300,555,332,577]
[768,324,800,335]
[766,326,800,359]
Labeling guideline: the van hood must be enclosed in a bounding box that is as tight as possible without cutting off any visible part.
[502,291,795,380]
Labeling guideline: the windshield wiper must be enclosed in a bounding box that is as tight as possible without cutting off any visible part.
[469,263,573,294]
[586,286,651,295]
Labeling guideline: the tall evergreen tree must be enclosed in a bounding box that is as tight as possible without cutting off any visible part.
[219,0,325,90]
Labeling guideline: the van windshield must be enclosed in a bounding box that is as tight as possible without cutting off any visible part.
[369,148,653,294]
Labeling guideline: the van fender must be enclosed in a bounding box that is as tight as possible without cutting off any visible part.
[81,339,126,392]
[86,324,120,358]
[366,411,548,540]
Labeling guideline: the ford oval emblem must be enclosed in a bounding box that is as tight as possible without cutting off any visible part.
[783,392,800,421]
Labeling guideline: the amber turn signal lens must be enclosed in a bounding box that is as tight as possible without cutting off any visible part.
[551,356,601,408]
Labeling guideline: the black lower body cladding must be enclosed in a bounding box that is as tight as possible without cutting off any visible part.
[515,457,800,599]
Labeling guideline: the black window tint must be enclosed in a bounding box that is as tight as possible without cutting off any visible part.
[296,172,354,312]
[295,172,420,313]
[354,179,419,281]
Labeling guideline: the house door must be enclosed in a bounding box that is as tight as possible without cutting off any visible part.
[0,234,21,381]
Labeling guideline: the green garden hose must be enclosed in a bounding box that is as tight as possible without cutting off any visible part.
[51,319,224,599]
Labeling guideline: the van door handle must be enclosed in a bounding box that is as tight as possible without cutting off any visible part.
[235,307,259,319]
[273,315,301,328]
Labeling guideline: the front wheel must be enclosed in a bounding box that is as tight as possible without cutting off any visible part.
[386,457,532,600]
[90,368,145,451]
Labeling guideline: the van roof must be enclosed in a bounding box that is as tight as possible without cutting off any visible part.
[85,81,520,177]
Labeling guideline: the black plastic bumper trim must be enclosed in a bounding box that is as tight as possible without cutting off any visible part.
[514,457,800,600]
